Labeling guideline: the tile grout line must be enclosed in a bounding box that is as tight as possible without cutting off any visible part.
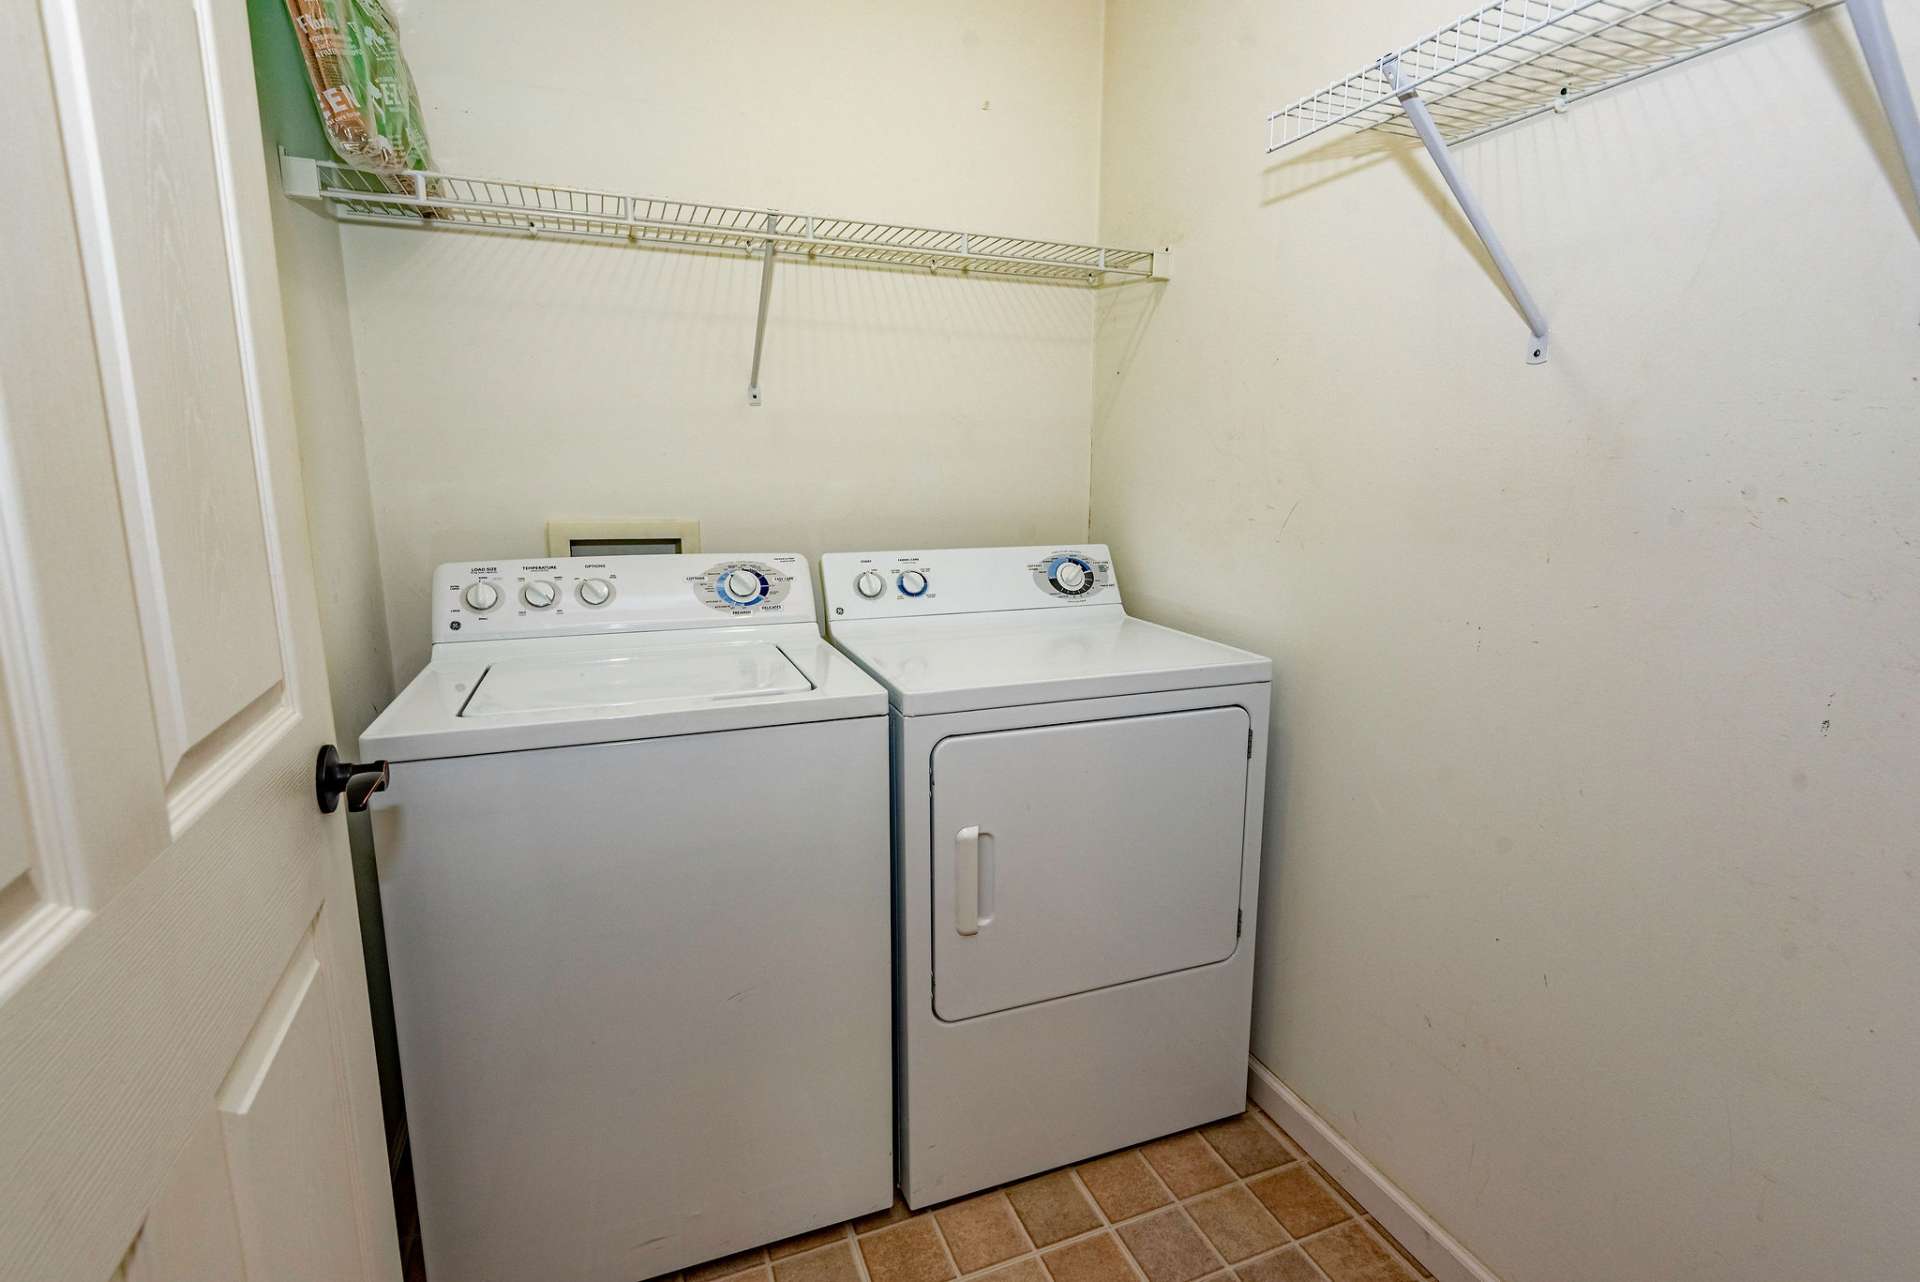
[921,1202,966,1282]
[1075,1129,1300,1282]
[846,1218,879,1282]
[871,1190,1040,1282]
[1128,1137,1233,1280]
[1231,1110,1392,1280]
[1187,1119,1338,1282]
[1064,1164,1154,1282]
[1132,1143,1183,1209]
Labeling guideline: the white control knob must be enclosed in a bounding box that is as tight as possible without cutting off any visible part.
[855,570,886,599]
[463,581,500,611]
[577,578,612,606]
[522,580,557,609]
[1055,560,1089,592]
[899,570,928,597]
[725,569,762,602]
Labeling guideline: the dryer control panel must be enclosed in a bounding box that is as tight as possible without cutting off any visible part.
[433,553,815,643]
[821,546,1120,622]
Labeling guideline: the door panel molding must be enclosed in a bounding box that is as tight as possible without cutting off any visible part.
[37,0,300,827]
[0,383,91,990]
[123,1110,248,1282]
[0,426,77,909]
[218,922,369,1282]
[38,0,196,780]
[178,0,306,821]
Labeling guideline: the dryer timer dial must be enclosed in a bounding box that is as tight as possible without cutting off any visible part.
[1047,555,1096,596]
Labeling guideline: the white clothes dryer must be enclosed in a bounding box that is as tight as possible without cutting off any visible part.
[821,546,1271,1208]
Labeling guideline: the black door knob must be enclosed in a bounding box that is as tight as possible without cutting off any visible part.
[316,745,389,814]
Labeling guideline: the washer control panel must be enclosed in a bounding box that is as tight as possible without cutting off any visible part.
[433,553,814,643]
[821,545,1120,622]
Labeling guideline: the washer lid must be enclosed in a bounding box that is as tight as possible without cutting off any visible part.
[828,609,1270,715]
[461,642,812,718]
[361,626,886,763]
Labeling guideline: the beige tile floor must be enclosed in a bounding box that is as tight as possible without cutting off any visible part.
[659,1107,1432,1282]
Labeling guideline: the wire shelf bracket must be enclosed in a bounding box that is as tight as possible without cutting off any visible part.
[1389,52,1552,363]
[1265,0,1920,364]
[280,155,1167,405]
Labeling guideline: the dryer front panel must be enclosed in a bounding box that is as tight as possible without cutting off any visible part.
[929,707,1250,1021]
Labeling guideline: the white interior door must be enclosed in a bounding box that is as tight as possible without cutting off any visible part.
[930,707,1251,1021]
[0,0,397,1279]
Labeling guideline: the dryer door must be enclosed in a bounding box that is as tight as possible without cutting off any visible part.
[930,706,1250,1021]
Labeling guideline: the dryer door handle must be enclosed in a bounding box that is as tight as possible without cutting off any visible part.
[955,825,994,936]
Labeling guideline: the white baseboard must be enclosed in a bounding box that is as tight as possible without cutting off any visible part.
[1246,1057,1503,1282]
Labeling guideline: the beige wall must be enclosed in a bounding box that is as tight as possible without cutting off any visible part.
[266,183,397,754]
[249,0,395,756]
[345,0,1106,681]
[1094,4,1920,1281]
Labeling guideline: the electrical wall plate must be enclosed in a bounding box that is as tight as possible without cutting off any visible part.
[545,519,702,558]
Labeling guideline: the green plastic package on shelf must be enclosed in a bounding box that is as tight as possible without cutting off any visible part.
[282,0,434,175]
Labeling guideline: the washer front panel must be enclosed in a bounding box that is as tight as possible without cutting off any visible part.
[373,718,893,1282]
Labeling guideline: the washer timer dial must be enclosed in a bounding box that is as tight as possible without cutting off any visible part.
[717,568,768,606]
[725,569,762,602]
[696,561,792,613]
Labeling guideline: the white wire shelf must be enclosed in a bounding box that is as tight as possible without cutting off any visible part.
[1260,0,1919,367]
[281,155,1159,285]
[1267,0,1841,151]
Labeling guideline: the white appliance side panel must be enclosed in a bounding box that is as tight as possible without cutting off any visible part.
[930,709,1251,1021]
[370,719,892,1282]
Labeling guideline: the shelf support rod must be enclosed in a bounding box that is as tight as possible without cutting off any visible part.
[748,212,778,405]
[1843,0,1920,230]
[1384,53,1550,364]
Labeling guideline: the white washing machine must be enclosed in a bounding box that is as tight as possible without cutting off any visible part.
[361,553,892,1282]
[821,546,1272,1208]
